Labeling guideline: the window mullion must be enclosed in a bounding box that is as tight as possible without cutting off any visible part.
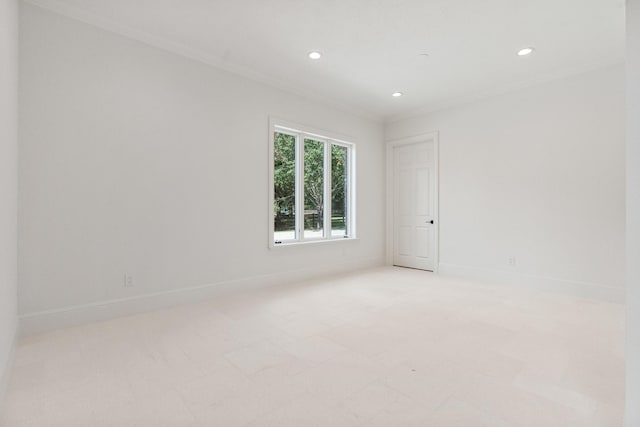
[295,133,304,241]
[324,141,332,239]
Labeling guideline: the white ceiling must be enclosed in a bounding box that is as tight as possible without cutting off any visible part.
[26,0,625,121]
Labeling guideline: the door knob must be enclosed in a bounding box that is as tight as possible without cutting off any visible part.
[427,220,434,224]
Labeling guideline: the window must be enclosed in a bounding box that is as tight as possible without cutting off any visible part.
[270,122,355,246]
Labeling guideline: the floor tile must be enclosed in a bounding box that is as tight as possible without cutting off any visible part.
[0,267,624,427]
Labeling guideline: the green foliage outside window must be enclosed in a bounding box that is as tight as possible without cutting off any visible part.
[274,132,347,233]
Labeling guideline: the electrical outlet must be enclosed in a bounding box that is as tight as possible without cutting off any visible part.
[508,257,516,267]
[124,274,134,287]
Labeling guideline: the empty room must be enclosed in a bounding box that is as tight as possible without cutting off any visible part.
[1,0,639,426]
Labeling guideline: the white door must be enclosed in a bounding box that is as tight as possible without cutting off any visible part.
[393,141,436,271]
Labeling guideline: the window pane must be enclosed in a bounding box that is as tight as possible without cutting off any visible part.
[304,139,324,238]
[331,144,348,237]
[274,132,296,242]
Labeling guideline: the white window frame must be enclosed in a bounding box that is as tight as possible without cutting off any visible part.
[268,119,356,248]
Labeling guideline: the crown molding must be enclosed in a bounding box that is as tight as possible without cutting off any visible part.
[384,60,625,124]
[21,0,382,123]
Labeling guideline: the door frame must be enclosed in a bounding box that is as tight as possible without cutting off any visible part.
[385,132,440,272]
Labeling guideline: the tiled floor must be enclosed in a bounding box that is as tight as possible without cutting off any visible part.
[0,267,625,426]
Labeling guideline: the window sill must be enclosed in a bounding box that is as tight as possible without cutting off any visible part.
[270,237,359,249]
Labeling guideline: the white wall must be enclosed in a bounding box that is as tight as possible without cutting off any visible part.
[386,66,625,300]
[0,0,19,406]
[18,4,385,332]
[626,1,640,425]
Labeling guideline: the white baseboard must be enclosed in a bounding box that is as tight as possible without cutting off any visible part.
[19,257,385,336]
[438,262,624,303]
[0,320,18,414]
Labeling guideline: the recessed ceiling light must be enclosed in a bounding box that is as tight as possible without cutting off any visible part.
[308,51,322,59]
[392,92,403,97]
[517,47,534,56]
